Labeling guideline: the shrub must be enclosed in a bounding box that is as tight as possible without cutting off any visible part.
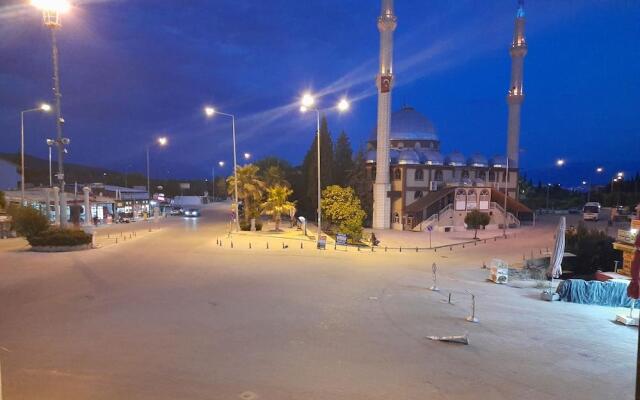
[565,223,620,276]
[28,228,92,247]
[8,206,50,240]
[239,220,262,231]
[464,210,491,239]
[321,185,367,243]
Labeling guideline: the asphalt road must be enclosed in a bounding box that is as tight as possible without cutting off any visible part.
[0,204,635,399]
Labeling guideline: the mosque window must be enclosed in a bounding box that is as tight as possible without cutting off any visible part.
[393,212,400,224]
[414,191,423,199]
[478,171,487,180]
[414,169,424,181]
[462,170,470,179]
[489,170,496,181]
[435,170,443,181]
[394,169,402,180]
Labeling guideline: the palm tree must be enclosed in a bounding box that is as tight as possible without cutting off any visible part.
[262,185,296,231]
[226,164,266,224]
[264,165,289,188]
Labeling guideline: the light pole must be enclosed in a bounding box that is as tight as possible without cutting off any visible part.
[300,93,350,247]
[502,157,509,237]
[146,136,168,198]
[46,138,55,187]
[546,183,552,210]
[212,161,224,200]
[204,106,240,231]
[32,0,71,227]
[20,103,51,204]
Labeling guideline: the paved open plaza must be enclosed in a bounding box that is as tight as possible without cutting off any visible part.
[0,203,635,400]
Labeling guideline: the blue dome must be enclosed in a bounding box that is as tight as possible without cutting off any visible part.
[370,106,438,142]
[490,155,508,168]
[397,149,421,165]
[389,148,400,164]
[467,153,488,167]
[419,149,444,166]
[365,150,377,164]
[446,151,466,166]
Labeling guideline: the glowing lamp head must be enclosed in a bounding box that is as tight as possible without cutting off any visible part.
[204,106,215,117]
[582,181,587,185]
[556,159,565,167]
[244,152,251,160]
[617,172,624,178]
[337,98,350,112]
[596,167,604,173]
[301,93,315,108]
[218,161,225,167]
[46,138,55,146]
[40,103,52,112]
[157,137,168,146]
[31,0,71,12]
[299,106,308,113]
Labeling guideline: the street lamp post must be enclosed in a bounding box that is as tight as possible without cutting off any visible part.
[32,0,71,227]
[300,93,350,247]
[146,136,168,199]
[46,138,55,187]
[546,183,552,210]
[502,157,509,238]
[204,107,240,231]
[20,103,51,204]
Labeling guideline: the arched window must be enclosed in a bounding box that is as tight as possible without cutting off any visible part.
[478,171,486,180]
[394,169,402,180]
[489,170,495,181]
[435,170,443,181]
[414,169,424,181]
[462,170,470,179]
[393,212,400,224]
[414,191,423,199]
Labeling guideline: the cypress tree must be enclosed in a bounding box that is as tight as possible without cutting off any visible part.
[333,130,354,187]
[301,116,334,218]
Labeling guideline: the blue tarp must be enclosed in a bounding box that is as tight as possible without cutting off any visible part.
[557,279,633,307]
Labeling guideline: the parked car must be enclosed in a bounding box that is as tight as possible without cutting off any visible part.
[184,208,201,217]
[170,207,184,216]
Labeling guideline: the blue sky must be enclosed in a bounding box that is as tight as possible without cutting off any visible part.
[0,0,638,185]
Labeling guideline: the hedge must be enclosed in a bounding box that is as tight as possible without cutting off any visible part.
[28,229,92,247]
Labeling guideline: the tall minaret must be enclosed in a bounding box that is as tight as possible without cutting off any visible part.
[372,0,397,229]
[506,0,527,169]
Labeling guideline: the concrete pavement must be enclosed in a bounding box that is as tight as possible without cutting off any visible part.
[0,203,635,399]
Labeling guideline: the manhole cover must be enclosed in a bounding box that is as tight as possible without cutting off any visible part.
[239,391,258,400]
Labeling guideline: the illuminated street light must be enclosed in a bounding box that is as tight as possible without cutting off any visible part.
[244,152,251,160]
[204,106,240,231]
[20,103,52,204]
[617,171,624,178]
[147,136,169,197]
[556,159,565,167]
[32,0,71,226]
[596,167,604,173]
[299,92,351,247]
[218,161,225,167]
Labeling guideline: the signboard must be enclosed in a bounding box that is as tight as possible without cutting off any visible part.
[427,225,433,232]
[179,183,191,190]
[336,233,347,246]
[317,235,327,250]
[617,229,638,245]
[380,75,392,93]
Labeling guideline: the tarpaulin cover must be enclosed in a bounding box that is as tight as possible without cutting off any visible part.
[557,279,633,307]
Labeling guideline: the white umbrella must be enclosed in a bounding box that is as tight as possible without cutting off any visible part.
[547,216,566,279]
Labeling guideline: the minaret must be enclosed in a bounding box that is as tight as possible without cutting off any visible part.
[506,0,527,169]
[372,0,397,229]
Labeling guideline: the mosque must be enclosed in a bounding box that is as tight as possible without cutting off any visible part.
[367,0,531,231]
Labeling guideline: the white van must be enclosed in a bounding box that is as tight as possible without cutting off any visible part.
[582,202,601,221]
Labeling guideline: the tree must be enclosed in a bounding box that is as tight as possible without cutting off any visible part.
[301,116,334,217]
[0,190,5,210]
[321,185,367,243]
[263,165,289,188]
[464,210,491,239]
[226,164,266,224]
[214,176,227,200]
[333,131,354,187]
[8,206,50,240]
[261,185,296,231]
[348,150,373,226]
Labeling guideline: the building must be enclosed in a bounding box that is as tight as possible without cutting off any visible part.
[0,159,19,191]
[367,0,531,231]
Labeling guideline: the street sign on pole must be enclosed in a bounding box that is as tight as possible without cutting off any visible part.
[336,233,347,246]
[427,225,433,248]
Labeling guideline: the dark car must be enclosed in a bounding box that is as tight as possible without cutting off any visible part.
[170,207,184,216]
[184,208,201,217]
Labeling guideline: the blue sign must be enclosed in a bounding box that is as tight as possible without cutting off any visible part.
[336,233,348,246]
[427,225,433,232]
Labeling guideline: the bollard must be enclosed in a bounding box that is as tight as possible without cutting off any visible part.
[447,292,453,304]
[385,246,387,252]
[474,241,477,246]
[301,242,304,249]
[430,263,439,291]
[484,239,486,244]
[249,242,252,249]
[466,292,479,323]
[416,247,418,253]
[357,246,360,252]
[282,242,285,249]
[266,242,269,249]
[462,244,465,248]
[148,227,151,232]
[434,248,437,252]
[399,246,402,253]
[129,233,132,239]
[449,246,452,251]
[216,238,219,245]
[334,242,337,250]
[523,253,526,261]
[220,241,223,247]
[123,236,126,241]
[107,233,110,239]
[371,246,374,252]
[231,241,234,249]
[494,237,497,241]
[115,237,118,244]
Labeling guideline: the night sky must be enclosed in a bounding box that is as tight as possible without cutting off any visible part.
[1,0,638,186]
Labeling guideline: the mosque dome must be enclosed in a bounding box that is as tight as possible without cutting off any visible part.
[490,155,508,168]
[419,149,444,166]
[390,148,400,164]
[397,149,421,165]
[446,151,466,166]
[467,153,488,167]
[370,106,438,142]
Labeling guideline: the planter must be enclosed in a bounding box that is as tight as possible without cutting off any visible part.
[30,244,93,253]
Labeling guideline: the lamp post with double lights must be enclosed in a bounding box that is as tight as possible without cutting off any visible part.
[20,103,51,204]
[299,93,350,247]
[31,0,71,226]
[146,136,168,198]
[204,106,240,231]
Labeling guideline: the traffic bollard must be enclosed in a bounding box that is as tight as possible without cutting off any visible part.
[430,263,439,291]
[466,292,479,323]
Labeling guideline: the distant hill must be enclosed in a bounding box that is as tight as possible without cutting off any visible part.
[0,153,219,197]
